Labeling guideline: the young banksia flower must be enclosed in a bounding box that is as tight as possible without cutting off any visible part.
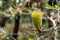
[31,10,43,32]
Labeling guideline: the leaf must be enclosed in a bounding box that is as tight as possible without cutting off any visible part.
[45,4,55,9]
[28,37,34,40]
[57,4,60,10]
[0,10,5,14]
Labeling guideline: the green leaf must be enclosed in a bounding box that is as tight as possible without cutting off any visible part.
[55,4,60,10]
[45,4,55,9]
[28,38,34,40]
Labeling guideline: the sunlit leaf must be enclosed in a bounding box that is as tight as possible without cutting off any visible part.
[45,4,55,9]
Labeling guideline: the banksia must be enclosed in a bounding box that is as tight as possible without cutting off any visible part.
[31,10,43,32]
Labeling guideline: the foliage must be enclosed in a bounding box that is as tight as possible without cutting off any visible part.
[56,4,60,10]
[0,28,7,39]
[45,4,55,9]
[28,37,34,40]
[0,10,6,14]
[0,0,60,40]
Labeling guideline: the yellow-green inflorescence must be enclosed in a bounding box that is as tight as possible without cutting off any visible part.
[31,10,43,28]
